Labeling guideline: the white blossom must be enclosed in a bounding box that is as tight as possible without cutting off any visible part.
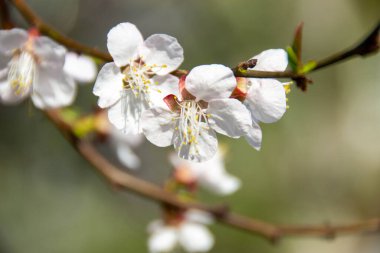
[141,64,252,162]
[233,49,289,150]
[148,210,214,253]
[64,52,97,84]
[93,22,184,135]
[0,28,76,108]
[170,145,241,195]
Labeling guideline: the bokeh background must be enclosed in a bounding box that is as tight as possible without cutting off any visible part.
[0,0,380,252]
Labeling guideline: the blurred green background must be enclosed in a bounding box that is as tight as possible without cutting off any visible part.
[1,0,380,252]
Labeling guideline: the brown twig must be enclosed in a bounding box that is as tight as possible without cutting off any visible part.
[44,109,380,242]
[9,0,379,80]
[9,0,112,61]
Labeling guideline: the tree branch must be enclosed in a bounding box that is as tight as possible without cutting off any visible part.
[9,0,379,81]
[8,0,112,61]
[45,109,380,242]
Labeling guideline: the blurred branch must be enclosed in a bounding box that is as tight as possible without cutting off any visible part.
[8,0,112,61]
[9,0,379,81]
[45,108,380,242]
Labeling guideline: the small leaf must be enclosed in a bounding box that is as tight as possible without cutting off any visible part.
[286,46,298,71]
[300,60,317,74]
[73,116,96,138]
[292,22,304,63]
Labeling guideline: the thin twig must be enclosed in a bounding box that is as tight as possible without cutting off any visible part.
[9,0,379,80]
[45,109,380,242]
[9,0,112,61]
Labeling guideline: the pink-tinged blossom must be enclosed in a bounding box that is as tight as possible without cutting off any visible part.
[170,145,241,195]
[0,28,76,108]
[93,22,184,135]
[141,64,252,162]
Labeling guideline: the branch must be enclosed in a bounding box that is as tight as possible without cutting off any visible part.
[9,0,112,61]
[233,21,379,79]
[9,0,379,81]
[45,109,380,242]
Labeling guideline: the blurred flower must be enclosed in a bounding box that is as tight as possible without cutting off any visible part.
[64,52,97,84]
[93,22,184,134]
[170,145,241,195]
[148,209,214,253]
[109,126,143,169]
[141,64,251,162]
[0,28,76,108]
[231,49,288,150]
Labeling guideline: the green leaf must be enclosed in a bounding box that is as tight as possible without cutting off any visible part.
[300,60,317,74]
[286,46,298,71]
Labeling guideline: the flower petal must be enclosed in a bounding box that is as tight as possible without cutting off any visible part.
[179,223,214,252]
[185,209,214,225]
[116,139,141,170]
[201,171,241,195]
[0,28,28,55]
[31,66,76,109]
[207,98,251,138]
[64,52,97,83]
[244,120,262,150]
[0,78,29,105]
[185,64,236,102]
[33,36,67,69]
[108,90,149,134]
[141,107,176,147]
[148,226,178,253]
[173,123,218,162]
[245,78,286,123]
[250,49,288,71]
[139,34,184,75]
[148,74,180,108]
[93,62,123,108]
[107,22,143,67]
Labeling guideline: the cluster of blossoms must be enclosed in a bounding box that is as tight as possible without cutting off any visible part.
[0,21,289,253]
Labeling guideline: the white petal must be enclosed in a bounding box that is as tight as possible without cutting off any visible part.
[108,90,149,134]
[33,36,67,69]
[201,172,241,195]
[179,223,214,252]
[139,34,184,75]
[0,78,29,105]
[93,62,123,108]
[173,123,218,162]
[250,49,288,71]
[244,120,262,150]
[148,74,180,108]
[64,52,97,83]
[0,28,28,55]
[31,67,76,109]
[185,209,214,225]
[116,141,141,169]
[148,227,178,253]
[141,107,176,147]
[245,78,286,123]
[107,22,143,67]
[207,98,251,138]
[185,64,236,102]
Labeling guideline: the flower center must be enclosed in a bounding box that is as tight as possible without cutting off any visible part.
[8,50,36,95]
[119,59,167,134]
[176,100,209,158]
[121,59,167,100]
